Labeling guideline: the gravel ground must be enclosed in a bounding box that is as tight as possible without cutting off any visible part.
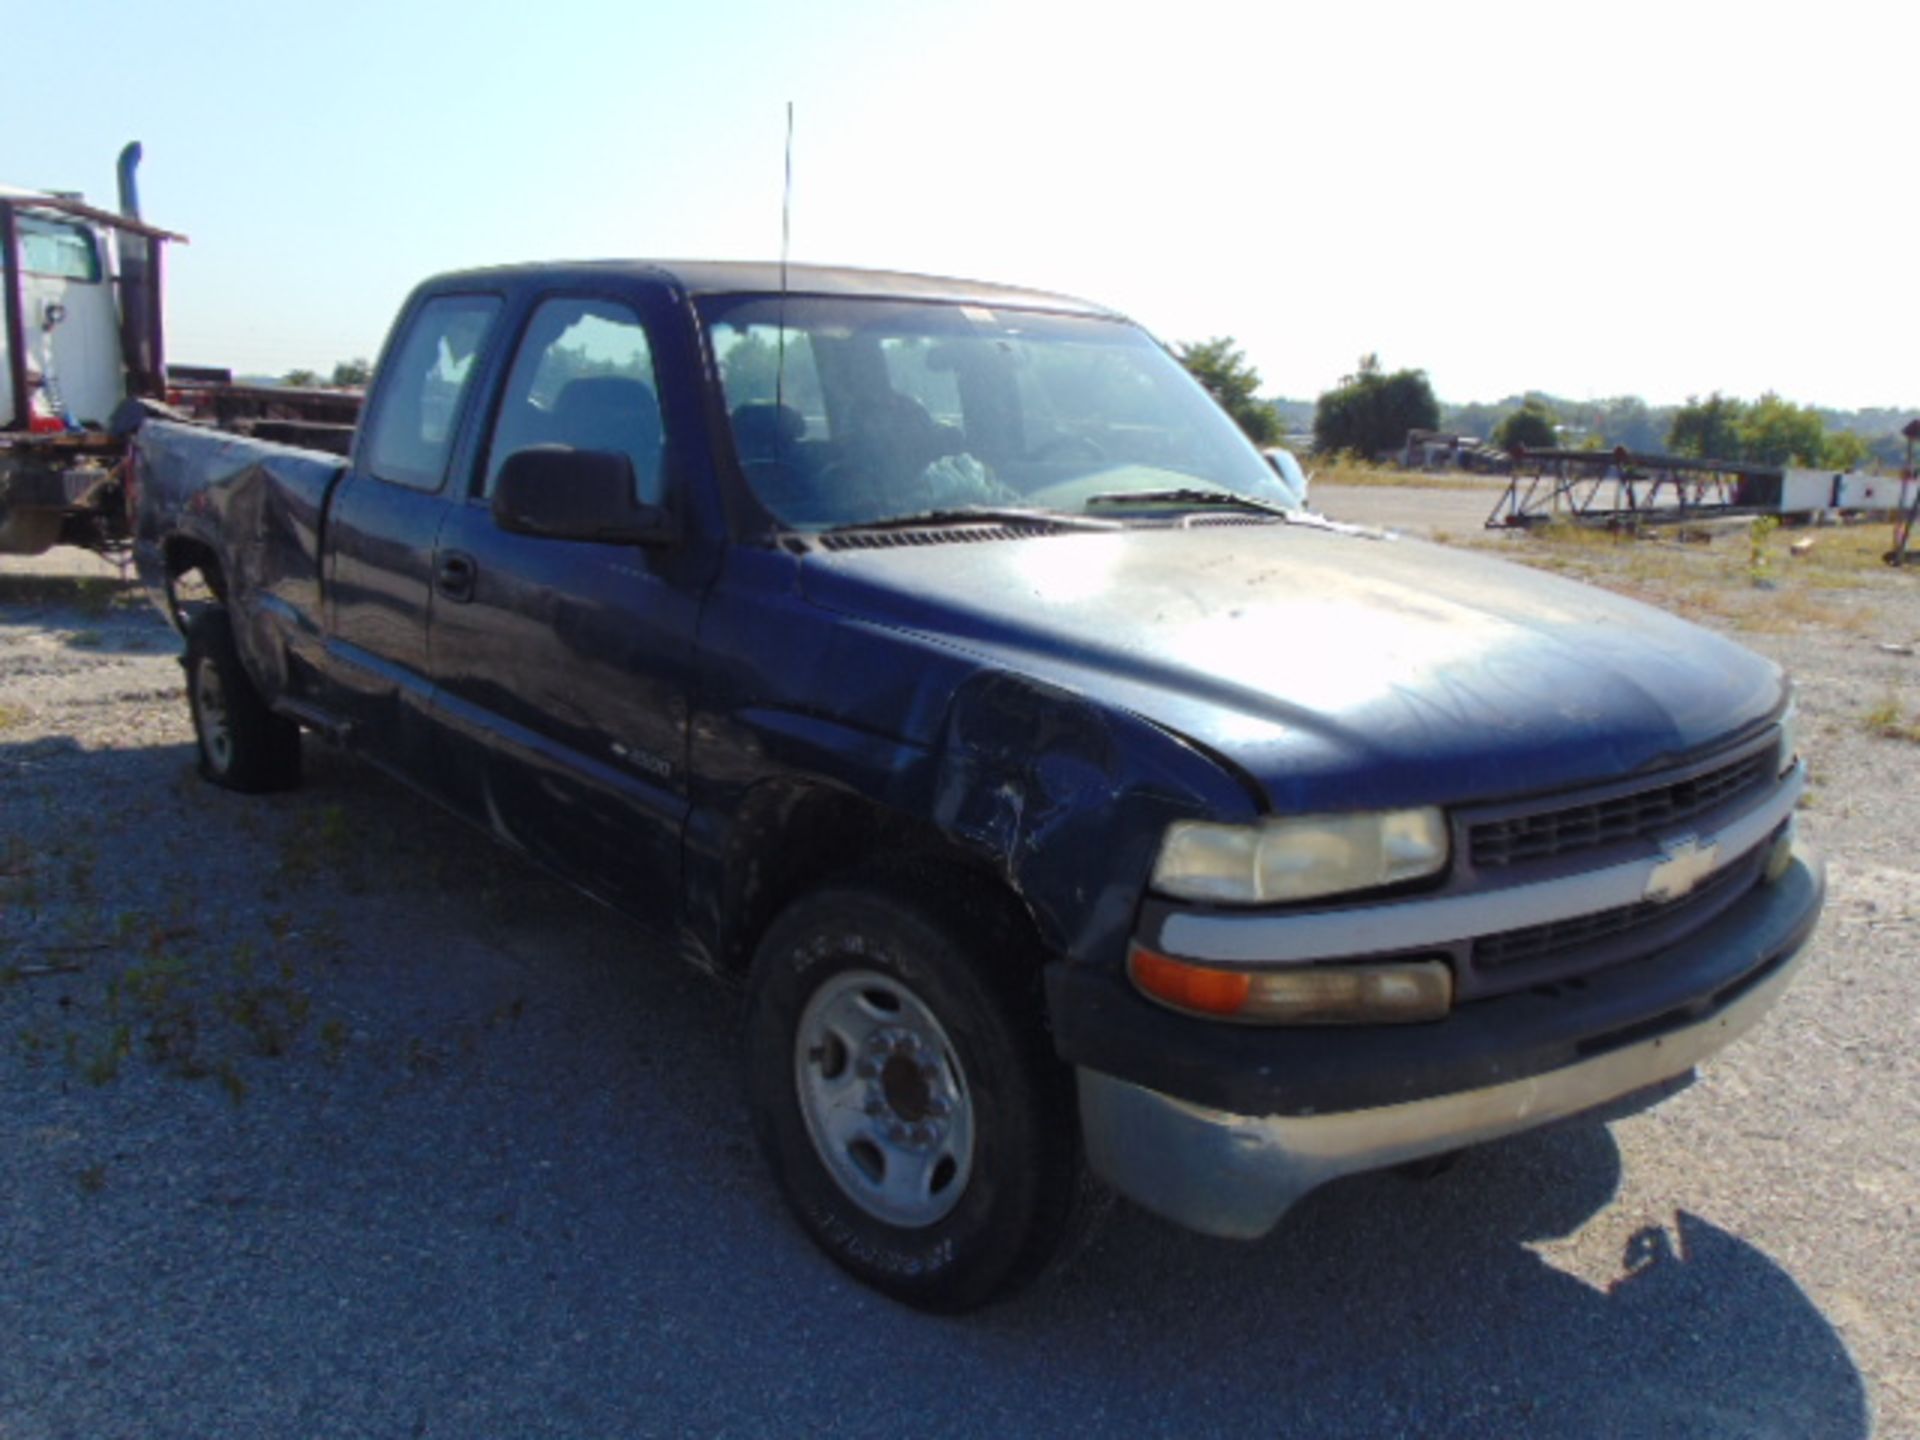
[1313,477,1511,538]
[1,512,1915,1438]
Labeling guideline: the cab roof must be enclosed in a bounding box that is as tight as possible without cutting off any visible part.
[425,259,1124,319]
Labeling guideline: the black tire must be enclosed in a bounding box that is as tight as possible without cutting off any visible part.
[184,609,302,793]
[1393,1149,1466,1182]
[744,879,1087,1312]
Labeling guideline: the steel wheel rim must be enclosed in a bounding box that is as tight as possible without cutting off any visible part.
[194,658,233,773]
[794,968,976,1229]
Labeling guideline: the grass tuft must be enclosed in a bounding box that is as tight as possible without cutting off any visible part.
[1863,694,1920,743]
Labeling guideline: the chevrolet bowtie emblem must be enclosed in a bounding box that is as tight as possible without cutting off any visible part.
[1646,834,1720,902]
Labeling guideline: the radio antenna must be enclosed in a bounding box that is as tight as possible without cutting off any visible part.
[776,102,793,424]
[780,102,794,292]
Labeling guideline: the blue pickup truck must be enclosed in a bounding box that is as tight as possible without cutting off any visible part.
[129,261,1823,1310]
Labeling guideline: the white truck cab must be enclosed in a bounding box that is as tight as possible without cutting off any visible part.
[0,188,128,428]
[0,145,181,554]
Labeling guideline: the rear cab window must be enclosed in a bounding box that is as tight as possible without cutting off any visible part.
[361,294,502,491]
[16,213,101,281]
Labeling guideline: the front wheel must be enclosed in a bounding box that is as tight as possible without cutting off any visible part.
[744,882,1086,1311]
[184,610,302,793]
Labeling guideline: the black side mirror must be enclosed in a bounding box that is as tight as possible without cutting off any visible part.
[491,446,679,546]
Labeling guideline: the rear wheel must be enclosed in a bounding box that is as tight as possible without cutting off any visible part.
[744,881,1086,1311]
[0,505,64,556]
[184,610,302,793]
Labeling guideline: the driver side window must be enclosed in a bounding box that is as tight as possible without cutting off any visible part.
[484,298,665,503]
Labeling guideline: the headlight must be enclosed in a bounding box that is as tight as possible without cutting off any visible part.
[1152,808,1449,905]
[1778,701,1799,776]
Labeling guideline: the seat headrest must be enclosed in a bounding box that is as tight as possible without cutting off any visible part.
[731,402,807,458]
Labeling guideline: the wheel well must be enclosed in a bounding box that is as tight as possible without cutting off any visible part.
[163,537,226,601]
[713,782,1050,979]
[160,538,227,631]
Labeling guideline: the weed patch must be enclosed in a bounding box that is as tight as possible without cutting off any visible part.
[0,573,131,611]
[1451,513,1912,639]
[8,905,338,1099]
[1863,694,1920,743]
[1747,516,1781,582]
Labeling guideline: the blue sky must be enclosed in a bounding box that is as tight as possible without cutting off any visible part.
[8,0,1914,410]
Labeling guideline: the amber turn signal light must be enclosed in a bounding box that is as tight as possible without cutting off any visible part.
[1128,945,1452,1025]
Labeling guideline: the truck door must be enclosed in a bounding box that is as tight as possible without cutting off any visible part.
[427,292,703,913]
[322,292,501,785]
[1,209,123,427]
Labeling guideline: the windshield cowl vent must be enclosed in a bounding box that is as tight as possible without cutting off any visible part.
[818,523,1071,551]
[1182,513,1281,529]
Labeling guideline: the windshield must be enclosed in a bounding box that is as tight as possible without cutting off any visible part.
[699,295,1296,530]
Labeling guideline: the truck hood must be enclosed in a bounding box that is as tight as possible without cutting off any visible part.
[796,522,1785,813]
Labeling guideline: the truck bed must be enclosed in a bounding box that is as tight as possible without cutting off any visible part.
[132,419,346,660]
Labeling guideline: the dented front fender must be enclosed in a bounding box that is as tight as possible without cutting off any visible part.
[929,670,1256,967]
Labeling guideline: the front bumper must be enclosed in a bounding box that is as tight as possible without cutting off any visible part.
[1076,843,1822,1240]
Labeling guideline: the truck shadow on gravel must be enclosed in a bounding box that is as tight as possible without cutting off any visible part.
[1003,1126,1867,1436]
[1,735,1869,1438]
[0,573,172,656]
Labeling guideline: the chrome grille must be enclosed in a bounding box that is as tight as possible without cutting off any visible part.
[1473,842,1766,973]
[1470,750,1773,868]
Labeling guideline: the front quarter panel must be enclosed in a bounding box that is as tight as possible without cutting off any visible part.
[929,667,1258,965]
[687,542,1255,970]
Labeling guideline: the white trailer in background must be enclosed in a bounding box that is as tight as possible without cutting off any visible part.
[1776,469,1917,517]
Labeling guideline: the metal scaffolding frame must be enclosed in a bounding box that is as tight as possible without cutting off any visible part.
[1487,448,1782,530]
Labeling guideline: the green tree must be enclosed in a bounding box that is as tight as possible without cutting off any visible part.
[282,368,320,387]
[719,330,780,403]
[1737,392,1828,467]
[1667,393,1748,461]
[1594,396,1664,453]
[331,357,372,387]
[1822,430,1874,471]
[1312,354,1441,458]
[1441,399,1504,440]
[1494,401,1558,451]
[1174,337,1281,445]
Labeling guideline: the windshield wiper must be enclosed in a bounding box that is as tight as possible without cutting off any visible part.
[1082,487,1293,518]
[820,506,1120,535]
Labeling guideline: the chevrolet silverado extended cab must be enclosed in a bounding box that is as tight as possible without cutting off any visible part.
[131,261,1823,1310]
